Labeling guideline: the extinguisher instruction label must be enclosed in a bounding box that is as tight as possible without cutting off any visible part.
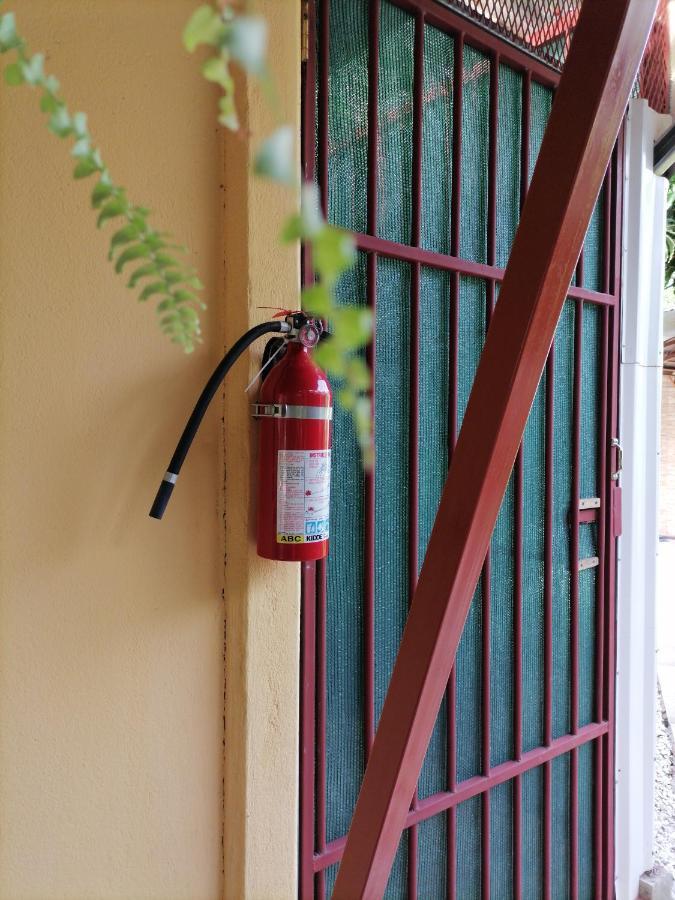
[277,449,331,544]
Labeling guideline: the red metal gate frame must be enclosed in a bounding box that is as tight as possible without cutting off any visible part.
[299,1,646,896]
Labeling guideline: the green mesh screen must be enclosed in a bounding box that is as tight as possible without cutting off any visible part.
[552,301,575,741]
[491,782,514,899]
[377,3,414,244]
[326,0,368,233]
[421,26,454,254]
[374,255,411,899]
[456,273,487,786]
[457,796,482,899]
[418,265,450,806]
[522,766,545,899]
[324,252,368,845]
[496,64,522,268]
[551,754,571,896]
[521,78,551,761]
[459,45,490,264]
[317,4,609,894]
[578,742,595,897]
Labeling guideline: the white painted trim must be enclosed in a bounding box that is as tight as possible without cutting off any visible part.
[615,98,668,900]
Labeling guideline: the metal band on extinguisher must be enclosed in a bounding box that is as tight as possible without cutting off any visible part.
[252,403,333,420]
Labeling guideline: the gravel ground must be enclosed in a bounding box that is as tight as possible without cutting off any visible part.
[654,683,675,874]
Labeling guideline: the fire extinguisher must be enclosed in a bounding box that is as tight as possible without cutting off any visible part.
[149,312,332,563]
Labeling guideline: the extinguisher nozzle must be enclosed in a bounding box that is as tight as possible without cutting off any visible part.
[149,476,176,520]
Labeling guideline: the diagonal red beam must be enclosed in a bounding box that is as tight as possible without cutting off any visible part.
[332,1,657,896]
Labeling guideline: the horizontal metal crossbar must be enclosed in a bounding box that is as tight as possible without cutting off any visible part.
[314,721,608,872]
[354,233,617,306]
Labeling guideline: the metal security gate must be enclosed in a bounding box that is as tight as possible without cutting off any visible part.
[300,1,622,896]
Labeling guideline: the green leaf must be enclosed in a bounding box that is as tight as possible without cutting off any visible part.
[157,297,177,312]
[173,289,200,305]
[331,306,372,349]
[128,262,160,288]
[300,183,323,236]
[201,55,232,90]
[91,180,114,209]
[114,243,150,273]
[40,92,60,113]
[44,74,59,93]
[73,156,100,179]
[97,197,127,227]
[281,185,323,243]
[71,138,91,158]
[139,281,168,301]
[145,233,170,252]
[108,223,141,258]
[4,62,23,85]
[345,356,371,391]
[154,253,180,269]
[226,15,267,74]
[217,93,238,130]
[163,269,185,284]
[337,387,355,411]
[313,340,345,377]
[48,106,73,138]
[0,13,21,51]
[254,125,294,185]
[178,306,200,326]
[21,53,44,85]
[312,226,356,282]
[183,5,226,52]
[301,283,331,317]
[72,111,88,138]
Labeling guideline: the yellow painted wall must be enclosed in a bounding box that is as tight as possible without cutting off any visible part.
[221,3,301,897]
[0,2,226,897]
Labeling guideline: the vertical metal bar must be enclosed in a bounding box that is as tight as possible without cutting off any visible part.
[481,50,499,900]
[512,67,530,900]
[407,12,425,899]
[315,9,330,894]
[604,130,624,900]
[316,559,328,900]
[364,0,380,762]
[317,0,330,218]
[300,8,318,894]
[447,30,464,900]
[544,348,554,752]
[569,295,583,900]
[300,563,318,900]
[592,165,611,900]
[543,344,554,900]
[302,0,318,289]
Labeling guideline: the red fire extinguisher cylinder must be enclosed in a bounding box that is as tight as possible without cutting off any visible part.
[254,337,332,562]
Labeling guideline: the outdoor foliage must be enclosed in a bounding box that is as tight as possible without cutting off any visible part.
[0,1,373,461]
[665,177,675,311]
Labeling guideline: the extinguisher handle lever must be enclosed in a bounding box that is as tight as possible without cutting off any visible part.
[149,319,290,520]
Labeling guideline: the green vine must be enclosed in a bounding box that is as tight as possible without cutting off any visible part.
[0,2,373,460]
[184,3,373,463]
[0,8,204,352]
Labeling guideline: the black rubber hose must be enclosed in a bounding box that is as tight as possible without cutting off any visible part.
[149,320,288,520]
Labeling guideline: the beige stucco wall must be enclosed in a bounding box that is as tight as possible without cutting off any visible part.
[0,2,226,898]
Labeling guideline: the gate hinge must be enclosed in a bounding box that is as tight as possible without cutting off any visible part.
[301,0,310,63]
